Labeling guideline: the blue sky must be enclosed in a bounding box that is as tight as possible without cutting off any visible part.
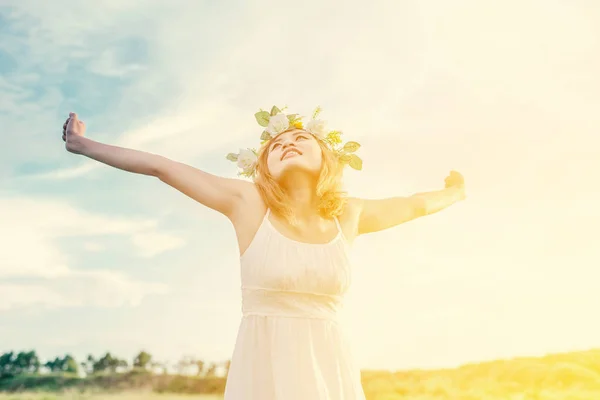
[1,0,599,372]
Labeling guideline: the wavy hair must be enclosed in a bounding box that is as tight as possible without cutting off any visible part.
[253,134,347,224]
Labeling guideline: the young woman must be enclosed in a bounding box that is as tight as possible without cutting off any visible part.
[62,106,465,399]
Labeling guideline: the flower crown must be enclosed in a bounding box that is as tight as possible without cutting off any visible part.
[226,105,362,178]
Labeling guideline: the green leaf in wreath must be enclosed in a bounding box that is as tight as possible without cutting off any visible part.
[226,153,238,162]
[255,111,271,127]
[339,154,352,164]
[349,154,363,170]
[343,141,361,153]
[270,106,281,116]
[260,130,272,141]
[312,105,323,120]
[239,170,253,178]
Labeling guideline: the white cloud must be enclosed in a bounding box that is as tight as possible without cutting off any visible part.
[0,196,177,310]
[21,162,100,181]
[0,284,65,311]
[6,1,436,181]
[130,231,186,259]
[87,48,148,78]
[82,242,105,252]
[16,0,598,191]
[0,270,168,311]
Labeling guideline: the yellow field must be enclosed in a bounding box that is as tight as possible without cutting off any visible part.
[3,348,600,400]
[0,394,223,400]
[3,389,600,400]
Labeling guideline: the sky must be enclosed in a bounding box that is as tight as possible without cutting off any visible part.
[0,0,599,372]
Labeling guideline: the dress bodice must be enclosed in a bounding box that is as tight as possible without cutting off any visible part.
[239,209,353,320]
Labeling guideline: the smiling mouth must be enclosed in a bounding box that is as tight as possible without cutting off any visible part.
[281,149,302,160]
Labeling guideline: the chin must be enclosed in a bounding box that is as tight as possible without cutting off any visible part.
[276,161,320,180]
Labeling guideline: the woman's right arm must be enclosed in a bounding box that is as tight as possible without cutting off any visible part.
[64,113,250,218]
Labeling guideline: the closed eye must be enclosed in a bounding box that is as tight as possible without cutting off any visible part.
[271,133,308,150]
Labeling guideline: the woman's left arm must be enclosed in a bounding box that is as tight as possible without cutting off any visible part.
[356,170,466,235]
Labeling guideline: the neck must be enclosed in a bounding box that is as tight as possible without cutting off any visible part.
[280,171,319,219]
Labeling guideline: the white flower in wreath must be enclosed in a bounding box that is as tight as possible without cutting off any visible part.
[266,113,290,136]
[305,119,328,139]
[236,148,258,173]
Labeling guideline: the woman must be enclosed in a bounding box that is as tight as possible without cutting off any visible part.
[62,106,465,399]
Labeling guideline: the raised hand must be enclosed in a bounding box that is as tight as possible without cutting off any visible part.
[62,112,86,154]
[444,170,466,200]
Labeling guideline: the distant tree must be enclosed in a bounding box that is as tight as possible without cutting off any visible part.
[63,354,79,374]
[29,350,41,373]
[176,356,190,375]
[0,351,15,375]
[13,352,27,373]
[133,351,152,369]
[44,356,65,373]
[151,360,168,375]
[86,354,95,373]
[12,350,40,374]
[116,358,128,372]
[205,362,217,377]
[92,352,128,373]
[93,352,115,373]
[195,359,206,377]
[176,355,204,376]
[79,354,95,375]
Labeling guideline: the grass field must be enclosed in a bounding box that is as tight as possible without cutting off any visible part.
[0,394,223,400]
[2,348,600,399]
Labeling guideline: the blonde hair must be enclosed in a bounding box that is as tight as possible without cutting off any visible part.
[254,133,347,224]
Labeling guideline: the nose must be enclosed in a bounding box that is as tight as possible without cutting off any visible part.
[281,138,296,150]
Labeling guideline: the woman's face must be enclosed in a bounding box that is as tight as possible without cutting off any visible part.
[266,129,323,181]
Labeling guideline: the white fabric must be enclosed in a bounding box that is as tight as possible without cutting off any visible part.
[224,209,366,399]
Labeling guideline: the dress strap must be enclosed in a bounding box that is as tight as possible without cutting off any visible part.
[333,216,342,234]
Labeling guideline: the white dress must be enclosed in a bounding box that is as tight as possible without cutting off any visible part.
[223,209,366,399]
